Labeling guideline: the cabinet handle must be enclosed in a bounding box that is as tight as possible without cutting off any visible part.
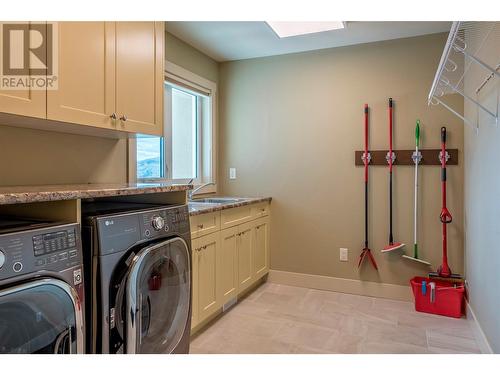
[197,224,204,229]
[110,113,117,120]
[119,114,128,122]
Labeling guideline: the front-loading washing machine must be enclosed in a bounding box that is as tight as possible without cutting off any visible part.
[0,217,85,354]
[81,202,191,354]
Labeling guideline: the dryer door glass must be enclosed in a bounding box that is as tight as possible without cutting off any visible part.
[0,279,83,354]
[126,237,190,353]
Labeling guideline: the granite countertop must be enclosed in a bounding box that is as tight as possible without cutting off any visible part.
[0,183,192,205]
[188,197,272,216]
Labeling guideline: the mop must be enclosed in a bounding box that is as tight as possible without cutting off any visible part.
[429,127,463,281]
[402,120,431,265]
[382,98,405,253]
[358,104,378,270]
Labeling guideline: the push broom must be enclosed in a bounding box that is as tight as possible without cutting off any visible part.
[429,127,463,281]
[382,98,405,253]
[402,120,431,265]
[358,104,378,270]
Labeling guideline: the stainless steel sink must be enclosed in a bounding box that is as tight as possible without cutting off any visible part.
[190,197,248,204]
[187,201,220,213]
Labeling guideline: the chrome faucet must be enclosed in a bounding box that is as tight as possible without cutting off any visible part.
[188,181,216,200]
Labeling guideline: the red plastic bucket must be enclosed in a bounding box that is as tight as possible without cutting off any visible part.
[410,276,465,318]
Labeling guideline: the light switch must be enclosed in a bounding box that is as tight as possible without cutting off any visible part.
[229,168,237,180]
[340,248,348,262]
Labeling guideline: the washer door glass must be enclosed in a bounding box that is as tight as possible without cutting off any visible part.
[0,279,81,354]
[126,238,190,354]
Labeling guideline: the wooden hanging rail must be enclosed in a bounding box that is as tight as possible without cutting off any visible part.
[354,149,458,166]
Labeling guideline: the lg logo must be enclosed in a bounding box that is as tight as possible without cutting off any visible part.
[0,22,58,90]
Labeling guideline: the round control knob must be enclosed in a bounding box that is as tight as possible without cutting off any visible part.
[151,215,165,231]
[0,249,5,269]
[13,261,23,273]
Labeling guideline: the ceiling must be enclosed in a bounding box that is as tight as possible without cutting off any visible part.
[166,21,452,62]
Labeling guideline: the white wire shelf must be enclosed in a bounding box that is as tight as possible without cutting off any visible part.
[428,22,500,133]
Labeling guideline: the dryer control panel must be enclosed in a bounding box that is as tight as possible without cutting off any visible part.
[0,223,82,281]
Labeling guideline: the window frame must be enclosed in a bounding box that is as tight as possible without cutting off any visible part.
[128,61,217,195]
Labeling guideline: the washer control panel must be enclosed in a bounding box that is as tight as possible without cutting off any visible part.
[95,205,190,256]
[0,223,81,281]
[140,205,189,240]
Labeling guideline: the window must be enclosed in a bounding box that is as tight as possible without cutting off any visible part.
[168,86,200,180]
[136,85,203,181]
[136,136,164,179]
[132,62,216,191]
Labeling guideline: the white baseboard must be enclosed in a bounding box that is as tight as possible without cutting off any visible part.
[268,269,412,301]
[466,302,494,354]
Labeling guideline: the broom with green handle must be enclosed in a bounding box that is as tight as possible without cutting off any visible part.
[402,120,431,265]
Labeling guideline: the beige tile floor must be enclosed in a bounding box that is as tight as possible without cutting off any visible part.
[190,282,483,354]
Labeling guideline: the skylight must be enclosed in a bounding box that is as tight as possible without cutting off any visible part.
[266,22,346,38]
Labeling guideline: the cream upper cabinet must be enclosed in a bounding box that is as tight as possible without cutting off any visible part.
[0,22,46,118]
[20,21,164,136]
[220,226,239,304]
[192,232,222,323]
[237,221,255,293]
[253,216,270,279]
[115,22,164,135]
[47,22,116,129]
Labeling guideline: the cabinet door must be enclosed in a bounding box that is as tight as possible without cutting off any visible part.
[47,22,115,129]
[237,221,254,293]
[220,226,239,304]
[253,217,270,279]
[191,238,199,330]
[194,232,221,323]
[115,22,164,135]
[0,22,46,118]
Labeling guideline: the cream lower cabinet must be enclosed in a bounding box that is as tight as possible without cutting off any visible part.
[237,221,255,294]
[190,202,271,332]
[191,232,222,328]
[220,226,239,304]
[253,216,270,279]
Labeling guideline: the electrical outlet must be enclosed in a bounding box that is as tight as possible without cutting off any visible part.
[340,248,348,262]
[229,167,237,180]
